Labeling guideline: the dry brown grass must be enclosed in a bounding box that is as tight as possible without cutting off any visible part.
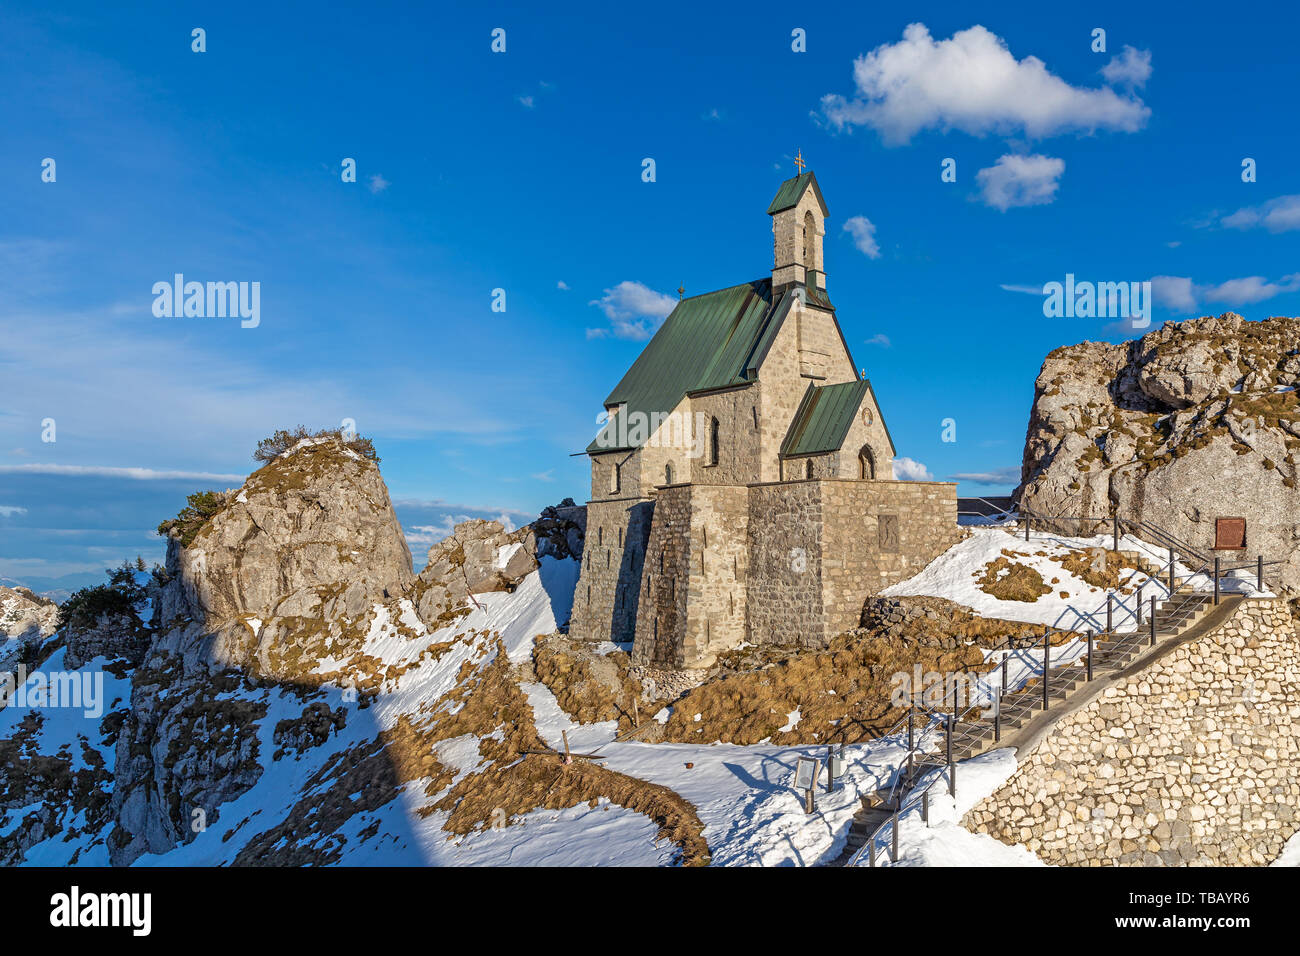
[975,556,1051,602]
[658,632,986,747]
[532,637,640,724]
[1053,549,1139,592]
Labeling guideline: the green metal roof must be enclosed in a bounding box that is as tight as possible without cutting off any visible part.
[766,171,828,216]
[804,284,834,312]
[780,380,871,457]
[588,279,786,454]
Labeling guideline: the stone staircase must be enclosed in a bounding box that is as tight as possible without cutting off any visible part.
[836,585,1231,863]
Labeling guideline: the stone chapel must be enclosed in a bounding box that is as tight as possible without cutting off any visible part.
[568,170,960,672]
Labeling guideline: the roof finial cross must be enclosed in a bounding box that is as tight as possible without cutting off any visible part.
[794,149,806,175]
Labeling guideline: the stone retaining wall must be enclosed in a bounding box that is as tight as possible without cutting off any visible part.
[963,598,1300,865]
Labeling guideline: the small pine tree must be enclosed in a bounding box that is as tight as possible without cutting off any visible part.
[253,425,379,463]
[157,490,230,547]
[58,560,148,631]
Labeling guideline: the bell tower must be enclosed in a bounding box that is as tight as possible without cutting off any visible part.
[768,161,829,297]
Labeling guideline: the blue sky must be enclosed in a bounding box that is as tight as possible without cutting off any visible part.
[3,1,1299,591]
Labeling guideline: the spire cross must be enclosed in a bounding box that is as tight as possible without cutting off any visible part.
[794,150,806,175]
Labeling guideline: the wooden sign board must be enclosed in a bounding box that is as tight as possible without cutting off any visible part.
[794,756,820,792]
[1214,517,1247,551]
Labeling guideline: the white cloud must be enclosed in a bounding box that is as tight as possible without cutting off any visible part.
[893,456,934,481]
[517,95,535,109]
[820,23,1149,145]
[1202,274,1300,304]
[1101,46,1153,88]
[1149,273,1300,311]
[556,280,569,290]
[976,154,1065,210]
[0,505,27,517]
[531,469,555,482]
[950,466,1020,485]
[1150,276,1197,311]
[1221,195,1300,233]
[999,283,1042,295]
[404,520,460,546]
[864,333,891,347]
[367,173,389,194]
[842,215,882,258]
[0,464,246,483]
[588,281,677,340]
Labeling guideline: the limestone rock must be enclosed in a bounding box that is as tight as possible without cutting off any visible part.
[413,519,539,627]
[0,585,60,673]
[171,437,414,623]
[532,500,587,561]
[64,611,151,670]
[1018,314,1300,592]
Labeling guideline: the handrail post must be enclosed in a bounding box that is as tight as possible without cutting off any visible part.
[994,684,1002,741]
[1136,581,1143,624]
[1001,646,1009,693]
[1150,596,1157,646]
[1042,630,1050,711]
[1258,555,1264,592]
[1106,594,1113,634]
[950,682,959,792]
[907,707,915,780]
[923,790,931,827]
[1214,556,1220,606]
[1168,547,1175,595]
[1087,629,1094,681]
[946,714,954,795]
[869,839,877,868]
[1112,515,1119,551]
[1024,514,1030,542]
[891,809,899,863]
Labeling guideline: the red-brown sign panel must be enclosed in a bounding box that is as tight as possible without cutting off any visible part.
[1214,517,1247,550]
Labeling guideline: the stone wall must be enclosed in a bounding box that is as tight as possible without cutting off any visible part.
[568,496,653,644]
[746,478,960,650]
[746,481,825,649]
[632,484,749,669]
[963,598,1300,866]
[794,301,852,382]
[819,480,962,639]
[690,386,766,487]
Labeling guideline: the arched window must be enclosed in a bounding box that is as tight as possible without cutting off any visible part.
[803,211,817,276]
[858,445,876,480]
[609,462,621,494]
[665,463,674,485]
[709,417,720,466]
[805,458,814,479]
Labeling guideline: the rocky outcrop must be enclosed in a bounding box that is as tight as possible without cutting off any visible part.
[64,612,150,670]
[174,437,414,627]
[1018,313,1300,592]
[0,585,59,674]
[532,500,586,561]
[108,437,420,865]
[412,519,538,627]
[858,595,1060,649]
